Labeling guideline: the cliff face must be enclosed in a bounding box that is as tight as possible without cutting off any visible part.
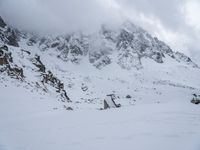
[0,16,6,28]
[0,16,19,47]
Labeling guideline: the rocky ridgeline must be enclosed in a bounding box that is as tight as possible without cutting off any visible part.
[1,15,198,70]
[0,44,71,102]
[20,22,198,70]
[32,55,71,102]
[0,16,72,103]
[0,16,199,107]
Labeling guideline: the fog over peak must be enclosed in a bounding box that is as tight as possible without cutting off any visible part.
[0,0,123,34]
[1,0,200,59]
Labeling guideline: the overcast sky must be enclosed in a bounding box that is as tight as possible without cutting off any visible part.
[0,0,200,57]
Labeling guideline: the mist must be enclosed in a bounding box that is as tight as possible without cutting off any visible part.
[0,0,123,33]
[1,0,200,57]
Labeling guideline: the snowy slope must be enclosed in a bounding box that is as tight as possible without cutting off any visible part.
[0,16,200,150]
[1,91,200,150]
[1,16,200,109]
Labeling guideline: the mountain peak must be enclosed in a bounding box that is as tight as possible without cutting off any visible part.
[0,16,199,111]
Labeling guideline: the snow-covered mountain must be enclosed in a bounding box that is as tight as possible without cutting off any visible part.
[1,16,200,109]
[1,16,200,150]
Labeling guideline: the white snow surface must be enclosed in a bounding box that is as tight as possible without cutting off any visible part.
[1,22,200,150]
[0,84,200,150]
[1,44,200,149]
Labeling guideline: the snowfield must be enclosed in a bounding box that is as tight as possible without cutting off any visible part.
[0,85,200,150]
[1,45,200,150]
[1,62,200,150]
[1,16,200,150]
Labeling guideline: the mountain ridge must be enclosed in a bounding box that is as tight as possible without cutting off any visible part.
[0,16,200,110]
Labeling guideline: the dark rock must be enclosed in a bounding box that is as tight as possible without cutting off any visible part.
[175,52,198,68]
[126,95,132,99]
[0,16,6,28]
[90,52,111,69]
[70,45,83,55]
[41,70,71,102]
[7,65,24,79]
[81,84,88,92]
[191,94,200,104]
[51,42,60,48]
[191,98,200,105]
[27,36,37,46]
[33,55,46,72]
[66,107,73,110]
[151,52,163,63]
[117,29,134,49]
[193,93,197,97]
[1,45,8,51]
[7,31,19,47]
[64,105,73,110]
[0,45,12,65]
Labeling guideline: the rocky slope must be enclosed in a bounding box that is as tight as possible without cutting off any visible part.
[0,16,200,110]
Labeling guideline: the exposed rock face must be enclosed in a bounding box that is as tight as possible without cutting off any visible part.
[89,51,111,69]
[191,94,200,105]
[0,15,71,103]
[6,29,19,47]
[174,52,198,68]
[32,55,46,72]
[0,45,24,79]
[31,54,71,102]
[126,95,132,99]
[7,65,24,79]
[17,21,198,70]
[0,45,10,65]
[0,16,19,47]
[0,16,6,28]
[41,71,71,102]
[0,16,198,71]
[191,99,200,105]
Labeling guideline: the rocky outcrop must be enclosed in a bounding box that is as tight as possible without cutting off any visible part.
[0,16,19,47]
[191,94,200,105]
[6,29,19,47]
[31,54,71,102]
[0,45,24,79]
[0,16,6,28]
[191,99,200,105]
[32,55,46,72]
[89,51,111,69]
[7,65,24,79]
[174,52,198,68]
[41,71,71,102]
[0,45,11,65]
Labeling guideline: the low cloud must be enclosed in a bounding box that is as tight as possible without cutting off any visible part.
[0,0,122,33]
[0,0,200,58]
[114,0,200,56]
